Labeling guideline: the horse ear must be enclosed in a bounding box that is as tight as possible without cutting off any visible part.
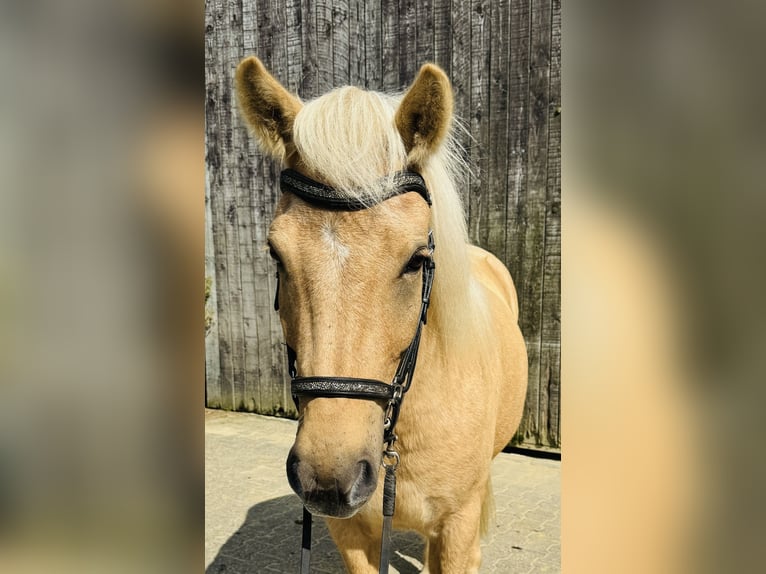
[235,56,302,160]
[395,63,454,165]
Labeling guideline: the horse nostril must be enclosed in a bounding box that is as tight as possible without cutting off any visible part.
[286,449,304,497]
[347,459,378,506]
[358,459,375,488]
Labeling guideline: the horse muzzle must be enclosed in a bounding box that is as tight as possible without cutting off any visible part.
[286,447,379,518]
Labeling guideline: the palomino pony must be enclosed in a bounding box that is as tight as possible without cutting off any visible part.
[235,57,528,574]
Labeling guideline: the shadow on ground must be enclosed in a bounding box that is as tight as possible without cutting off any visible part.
[207,494,425,574]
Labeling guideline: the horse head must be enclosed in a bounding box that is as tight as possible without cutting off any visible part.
[235,57,453,518]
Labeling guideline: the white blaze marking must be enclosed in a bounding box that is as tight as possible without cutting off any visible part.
[321,223,350,267]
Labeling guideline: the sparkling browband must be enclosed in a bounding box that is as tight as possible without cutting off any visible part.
[280,168,431,210]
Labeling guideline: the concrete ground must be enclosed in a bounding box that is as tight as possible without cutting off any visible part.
[205,409,560,573]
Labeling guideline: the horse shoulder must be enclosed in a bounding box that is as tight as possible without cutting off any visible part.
[466,245,519,320]
[466,244,527,454]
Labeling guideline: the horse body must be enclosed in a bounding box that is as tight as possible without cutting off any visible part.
[334,250,526,574]
[236,57,527,573]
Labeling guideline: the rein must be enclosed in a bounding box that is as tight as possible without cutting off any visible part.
[276,168,435,574]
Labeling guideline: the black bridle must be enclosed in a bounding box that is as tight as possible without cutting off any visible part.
[276,168,435,574]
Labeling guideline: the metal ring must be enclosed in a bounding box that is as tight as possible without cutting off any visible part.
[382,450,400,470]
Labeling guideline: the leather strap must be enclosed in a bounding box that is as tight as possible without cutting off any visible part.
[291,377,394,403]
[300,507,311,574]
[281,169,431,210]
[382,230,434,444]
[378,465,397,574]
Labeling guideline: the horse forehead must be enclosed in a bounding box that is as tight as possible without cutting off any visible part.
[274,195,427,241]
[269,197,429,281]
[320,219,351,264]
[313,211,398,261]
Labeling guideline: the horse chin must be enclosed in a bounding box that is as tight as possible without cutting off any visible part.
[300,467,377,518]
[303,498,364,519]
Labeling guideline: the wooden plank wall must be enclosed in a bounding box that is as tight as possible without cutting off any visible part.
[204,0,561,450]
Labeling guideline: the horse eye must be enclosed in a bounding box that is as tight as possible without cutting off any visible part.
[404,253,427,275]
[268,245,282,266]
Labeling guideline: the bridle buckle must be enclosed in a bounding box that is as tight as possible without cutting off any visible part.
[382,449,400,470]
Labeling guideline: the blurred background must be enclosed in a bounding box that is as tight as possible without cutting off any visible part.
[0,0,764,572]
[564,0,766,572]
[0,1,202,572]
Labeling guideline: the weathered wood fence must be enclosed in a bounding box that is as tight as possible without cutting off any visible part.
[205,0,560,450]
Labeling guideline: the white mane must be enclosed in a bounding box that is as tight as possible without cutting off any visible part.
[290,86,489,348]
